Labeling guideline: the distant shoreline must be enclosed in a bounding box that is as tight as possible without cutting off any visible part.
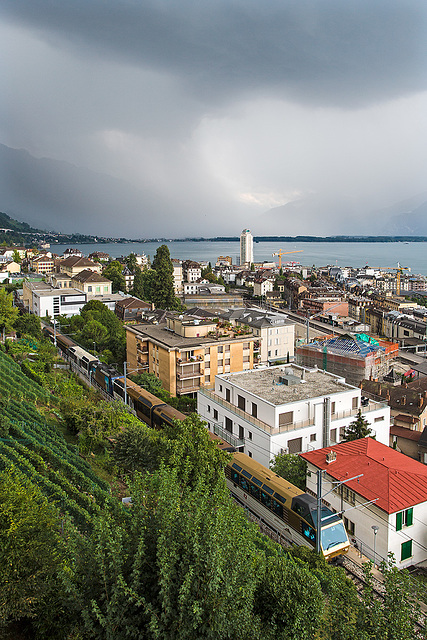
[86,235,427,244]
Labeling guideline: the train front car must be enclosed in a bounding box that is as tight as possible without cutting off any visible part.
[226,453,349,561]
[290,494,349,561]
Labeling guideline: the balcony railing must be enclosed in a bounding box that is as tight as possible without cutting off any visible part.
[212,423,245,448]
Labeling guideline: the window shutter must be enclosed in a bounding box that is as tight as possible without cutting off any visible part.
[396,511,403,531]
[406,507,413,527]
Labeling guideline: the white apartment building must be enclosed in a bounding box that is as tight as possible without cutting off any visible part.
[240,229,253,267]
[302,439,427,569]
[197,365,390,467]
[253,278,274,297]
[171,259,183,294]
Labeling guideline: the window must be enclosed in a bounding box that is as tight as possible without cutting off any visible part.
[226,388,231,402]
[96,286,100,293]
[330,428,337,442]
[104,286,108,292]
[238,395,246,411]
[344,517,355,536]
[401,540,412,561]
[287,437,302,454]
[219,385,222,392]
[248,451,252,458]
[248,431,252,440]
[218,346,223,353]
[252,403,258,418]
[225,417,233,433]
[213,409,218,421]
[88,286,92,292]
[239,425,244,439]
[279,411,293,426]
[352,397,358,410]
[205,375,210,383]
[396,508,413,531]
[207,405,211,413]
[339,427,346,440]
[310,433,316,442]
[374,416,384,422]
[331,402,336,414]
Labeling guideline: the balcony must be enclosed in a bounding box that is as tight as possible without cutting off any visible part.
[177,363,203,379]
[212,423,245,448]
[177,379,201,393]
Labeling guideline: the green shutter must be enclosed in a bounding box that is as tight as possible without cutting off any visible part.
[401,540,412,561]
[406,507,413,527]
[396,511,403,531]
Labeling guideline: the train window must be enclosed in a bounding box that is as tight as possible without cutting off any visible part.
[261,492,271,509]
[241,478,249,492]
[272,500,283,518]
[262,484,274,496]
[232,463,242,472]
[241,469,252,480]
[231,470,240,484]
[251,477,262,487]
[273,492,286,504]
[249,483,260,500]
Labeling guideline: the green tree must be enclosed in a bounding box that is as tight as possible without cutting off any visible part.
[0,468,64,625]
[342,409,372,442]
[0,288,19,334]
[254,554,323,640]
[14,312,42,339]
[102,260,126,293]
[112,423,163,473]
[125,252,138,273]
[270,452,307,490]
[65,466,263,640]
[151,245,178,309]
[12,249,21,264]
[131,265,144,299]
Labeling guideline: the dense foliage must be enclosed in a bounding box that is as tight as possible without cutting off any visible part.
[270,452,307,490]
[343,409,373,442]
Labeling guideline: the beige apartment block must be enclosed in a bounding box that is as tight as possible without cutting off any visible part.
[126,313,256,396]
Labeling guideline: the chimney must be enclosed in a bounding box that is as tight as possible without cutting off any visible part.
[386,390,390,401]
[402,396,406,406]
[419,393,423,407]
[326,451,337,464]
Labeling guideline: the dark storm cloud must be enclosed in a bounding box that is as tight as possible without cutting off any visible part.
[2,0,426,107]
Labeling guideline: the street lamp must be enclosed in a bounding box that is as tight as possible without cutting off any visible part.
[93,341,96,355]
[371,525,379,566]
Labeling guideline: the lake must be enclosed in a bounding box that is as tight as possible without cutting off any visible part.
[51,240,427,276]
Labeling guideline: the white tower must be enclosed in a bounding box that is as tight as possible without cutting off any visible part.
[240,229,253,267]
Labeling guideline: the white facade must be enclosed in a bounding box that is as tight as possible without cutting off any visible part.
[253,278,274,297]
[32,288,87,318]
[240,229,253,266]
[197,365,390,468]
[302,440,427,569]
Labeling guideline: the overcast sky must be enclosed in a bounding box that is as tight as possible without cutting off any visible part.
[1,1,426,237]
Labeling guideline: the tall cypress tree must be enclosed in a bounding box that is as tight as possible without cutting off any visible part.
[151,244,177,309]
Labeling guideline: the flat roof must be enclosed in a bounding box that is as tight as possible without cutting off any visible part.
[128,322,255,350]
[219,365,352,405]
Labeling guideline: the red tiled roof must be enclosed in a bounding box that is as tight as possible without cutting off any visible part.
[390,425,422,442]
[300,438,427,514]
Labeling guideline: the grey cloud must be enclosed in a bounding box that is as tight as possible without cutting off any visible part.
[2,0,426,107]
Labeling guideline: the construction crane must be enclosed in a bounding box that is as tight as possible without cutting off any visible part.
[378,263,410,296]
[272,249,303,269]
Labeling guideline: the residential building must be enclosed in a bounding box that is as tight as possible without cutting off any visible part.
[48,273,73,289]
[216,308,295,365]
[71,269,112,296]
[63,248,83,258]
[253,277,275,297]
[197,365,390,467]
[31,254,55,275]
[88,251,110,262]
[180,287,246,310]
[216,256,233,266]
[240,229,253,267]
[171,259,183,294]
[115,297,152,322]
[126,312,257,396]
[296,335,398,387]
[22,280,87,318]
[0,261,21,275]
[301,439,427,568]
[121,266,134,292]
[182,260,202,283]
[59,256,102,277]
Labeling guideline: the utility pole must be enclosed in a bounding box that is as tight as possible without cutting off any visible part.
[316,470,323,554]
